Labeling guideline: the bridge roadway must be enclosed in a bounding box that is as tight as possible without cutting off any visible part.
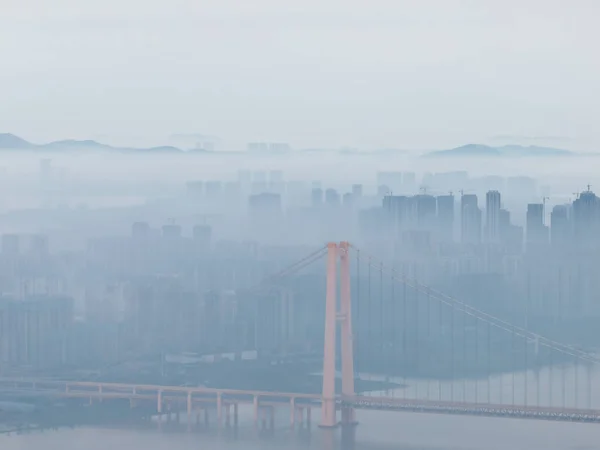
[344,395,600,423]
[1,378,600,424]
[0,378,320,428]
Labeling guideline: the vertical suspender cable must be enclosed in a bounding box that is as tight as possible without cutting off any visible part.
[356,249,360,377]
[368,257,372,388]
[415,277,419,400]
[403,271,407,400]
[391,267,396,399]
[462,301,467,403]
[380,263,385,388]
[487,319,491,404]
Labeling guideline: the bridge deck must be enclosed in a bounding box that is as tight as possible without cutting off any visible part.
[347,396,600,423]
[2,379,600,423]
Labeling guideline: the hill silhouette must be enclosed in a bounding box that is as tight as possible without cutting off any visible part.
[424,143,573,157]
[0,133,34,149]
[0,133,187,153]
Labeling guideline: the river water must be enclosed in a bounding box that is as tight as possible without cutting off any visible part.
[1,412,598,450]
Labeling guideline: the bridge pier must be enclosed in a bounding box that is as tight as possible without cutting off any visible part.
[339,242,357,426]
[320,242,358,428]
[217,393,222,429]
[253,395,259,429]
[294,406,312,430]
[320,242,338,428]
[261,406,267,432]
[187,392,192,428]
[341,407,357,426]
[290,398,296,428]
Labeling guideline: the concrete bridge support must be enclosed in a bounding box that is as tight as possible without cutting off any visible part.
[321,242,356,428]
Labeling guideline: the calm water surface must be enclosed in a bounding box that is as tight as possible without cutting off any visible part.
[2,409,599,450]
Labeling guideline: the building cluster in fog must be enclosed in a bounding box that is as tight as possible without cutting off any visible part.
[0,160,598,381]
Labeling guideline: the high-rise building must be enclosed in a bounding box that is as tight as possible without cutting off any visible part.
[311,188,323,208]
[269,170,284,183]
[248,193,283,242]
[28,234,49,256]
[550,204,570,247]
[248,193,282,217]
[205,181,222,197]
[461,194,481,244]
[132,222,150,238]
[499,209,510,239]
[162,224,182,238]
[526,203,548,246]
[572,189,600,247]
[251,171,268,194]
[268,170,284,193]
[1,234,19,256]
[342,192,354,207]
[437,194,455,242]
[193,225,212,247]
[402,172,417,193]
[485,190,501,243]
[186,181,203,197]
[247,142,269,153]
[415,194,437,230]
[223,181,241,197]
[383,195,412,234]
[253,171,267,183]
[0,296,73,369]
[352,184,363,199]
[377,185,391,198]
[324,189,340,207]
[268,143,291,153]
[237,170,252,184]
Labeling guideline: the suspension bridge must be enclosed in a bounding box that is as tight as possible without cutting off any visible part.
[2,242,600,428]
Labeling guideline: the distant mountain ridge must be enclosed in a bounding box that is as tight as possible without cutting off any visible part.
[0,133,32,149]
[0,133,187,153]
[425,143,573,157]
[0,134,578,156]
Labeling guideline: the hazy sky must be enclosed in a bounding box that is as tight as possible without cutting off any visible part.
[1,0,599,150]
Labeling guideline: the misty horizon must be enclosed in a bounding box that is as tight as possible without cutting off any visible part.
[2,1,600,151]
[3,1,600,449]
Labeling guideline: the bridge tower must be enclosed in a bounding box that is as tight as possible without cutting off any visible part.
[320,242,356,428]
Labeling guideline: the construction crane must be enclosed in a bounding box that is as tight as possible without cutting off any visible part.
[542,197,549,225]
